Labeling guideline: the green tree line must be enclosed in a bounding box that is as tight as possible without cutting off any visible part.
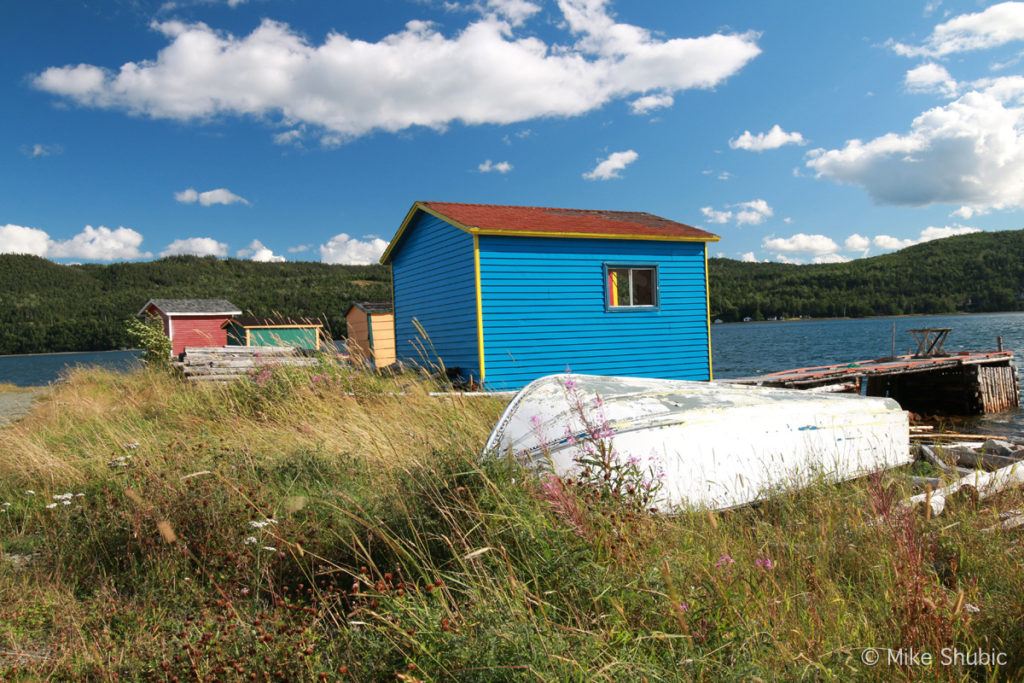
[0,255,390,354]
[709,230,1024,321]
[1,229,1022,354]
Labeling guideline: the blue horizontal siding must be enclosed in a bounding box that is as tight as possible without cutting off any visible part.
[391,212,479,381]
[478,235,710,390]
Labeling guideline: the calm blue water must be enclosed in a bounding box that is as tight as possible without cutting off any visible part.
[711,312,1024,379]
[1,313,1021,433]
[0,350,141,386]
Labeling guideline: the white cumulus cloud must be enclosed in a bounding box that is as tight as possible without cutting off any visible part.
[0,225,52,257]
[630,92,674,115]
[734,198,773,225]
[889,2,1024,58]
[32,2,760,144]
[161,237,229,257]
[762,233,840,256]
[0,224,150,260]
[729,124,805,152]
[739,251,757,262]
[844,233,871,252]
[287,243,312,253]
[50,226,150,260]
[905,63,958,96]
[806,76,1024,214]
[872,224,981,251]
[237,239,285,262]
[700,206,732,224]
[701,199,773,226]
[478,159,513,173]
[583,149,638,180]
[175,187,249,206]
[319,233,389,265]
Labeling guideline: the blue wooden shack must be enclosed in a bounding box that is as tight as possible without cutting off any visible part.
[379,201,719,390]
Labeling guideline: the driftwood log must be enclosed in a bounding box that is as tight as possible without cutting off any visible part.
[901,462,1024,518]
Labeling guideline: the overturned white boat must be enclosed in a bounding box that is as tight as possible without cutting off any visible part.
[483,374,910,511]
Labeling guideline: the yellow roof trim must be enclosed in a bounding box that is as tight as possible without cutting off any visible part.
[379,202,718,264]
[470,228,720,243]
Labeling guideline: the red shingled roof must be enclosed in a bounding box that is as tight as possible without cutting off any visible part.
[422,202,717,241]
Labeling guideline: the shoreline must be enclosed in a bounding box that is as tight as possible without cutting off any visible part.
[0,349,139,359]
[715,310,1021,326]
[0,388,47,427]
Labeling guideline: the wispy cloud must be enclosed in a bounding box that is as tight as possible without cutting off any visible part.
[175,187,249,206]
[478,159,513,173]
[889,2,1024,57]
[729,124,805,152]
[583,149,638,180]
[21,143,62,158]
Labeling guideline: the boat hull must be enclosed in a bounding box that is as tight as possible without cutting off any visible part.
[483,374,910,511]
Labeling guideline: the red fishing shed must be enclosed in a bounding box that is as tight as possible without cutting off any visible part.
[138,298,242,357]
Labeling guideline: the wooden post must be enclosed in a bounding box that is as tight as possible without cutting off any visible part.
[997,336,1003,352]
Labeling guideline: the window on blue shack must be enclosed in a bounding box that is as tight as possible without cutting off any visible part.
[605,265,658,309]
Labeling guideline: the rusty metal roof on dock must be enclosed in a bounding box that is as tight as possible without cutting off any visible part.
[730,351,1015,387]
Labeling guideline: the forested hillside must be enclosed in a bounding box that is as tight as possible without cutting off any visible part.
[709,229,1024,321]
[2,229,1023,354]
[0,255,390,354]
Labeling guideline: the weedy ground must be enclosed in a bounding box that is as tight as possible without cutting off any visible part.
[0,365,1022,681]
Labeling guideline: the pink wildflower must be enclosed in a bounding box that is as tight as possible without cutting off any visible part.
[715,553,735,569]
[755,556,775,571]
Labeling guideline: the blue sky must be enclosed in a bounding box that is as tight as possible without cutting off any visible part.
[2,0,1023,264]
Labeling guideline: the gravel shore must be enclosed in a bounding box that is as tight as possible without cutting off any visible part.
[0,389,44,427]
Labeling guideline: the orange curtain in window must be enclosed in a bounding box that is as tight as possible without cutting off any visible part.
[608,269,619,306]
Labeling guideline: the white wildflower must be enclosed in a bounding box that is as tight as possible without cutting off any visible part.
[25,490,35,496]
[248,519,275,529]
[123,441,140,450]
[45,503,58,509]
[75,493,85,498]
[262,546,277,552]
[964,603,981,614]
[244,536,258,545]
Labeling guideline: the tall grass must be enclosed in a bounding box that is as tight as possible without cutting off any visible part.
[0,364,1022,680]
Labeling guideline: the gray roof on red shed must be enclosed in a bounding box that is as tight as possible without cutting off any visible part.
[139,299,242,316]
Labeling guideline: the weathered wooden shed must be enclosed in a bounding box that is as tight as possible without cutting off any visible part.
[138,299,242,357]
[379,201,719,390]
[344,302,396,368]
[223,317,323,350]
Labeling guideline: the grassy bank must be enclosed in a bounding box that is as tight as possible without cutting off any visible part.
[1,365,1022,680]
